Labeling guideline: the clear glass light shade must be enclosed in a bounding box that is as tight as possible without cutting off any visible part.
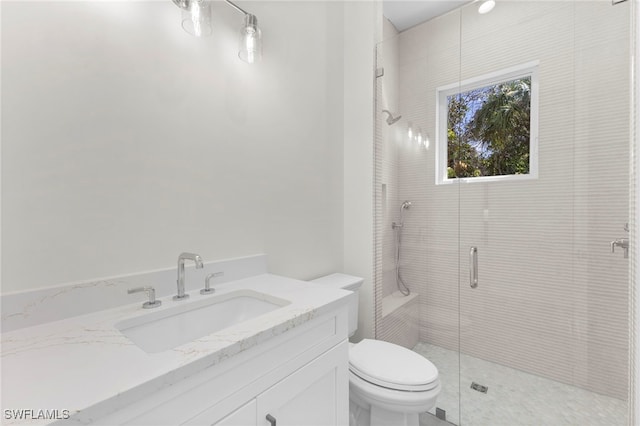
[181,0,212,37]
[239,14,262,64]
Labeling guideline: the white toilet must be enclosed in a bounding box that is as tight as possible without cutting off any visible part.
[311,273,441,426]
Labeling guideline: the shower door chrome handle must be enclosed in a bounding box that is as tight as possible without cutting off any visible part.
[470,246,478,288]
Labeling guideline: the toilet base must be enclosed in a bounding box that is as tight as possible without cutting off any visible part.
[348,371,439,426]
[349,395,421,426]
[371,405,419,426]
[349,397,370,426]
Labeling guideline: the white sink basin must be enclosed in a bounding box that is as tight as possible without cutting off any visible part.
[116,290,290,353]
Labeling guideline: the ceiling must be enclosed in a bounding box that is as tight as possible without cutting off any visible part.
[383,1,469,32]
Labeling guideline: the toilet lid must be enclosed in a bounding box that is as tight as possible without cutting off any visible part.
[349,339,439,392]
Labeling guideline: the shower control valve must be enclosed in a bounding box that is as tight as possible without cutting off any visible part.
[610,238,629,259]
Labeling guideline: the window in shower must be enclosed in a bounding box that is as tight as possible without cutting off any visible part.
[436,61,539,184]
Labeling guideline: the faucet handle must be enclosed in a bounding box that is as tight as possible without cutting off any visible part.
[128,286,162,309]
[201,272,224,295]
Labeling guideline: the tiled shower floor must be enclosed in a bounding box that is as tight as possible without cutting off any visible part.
[413,342,627,426]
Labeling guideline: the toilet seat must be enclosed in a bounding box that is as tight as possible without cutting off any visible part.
[349,339,439,392]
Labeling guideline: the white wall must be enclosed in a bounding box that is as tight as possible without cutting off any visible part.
[1,1,350,293]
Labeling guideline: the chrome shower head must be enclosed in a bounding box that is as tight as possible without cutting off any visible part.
[382,110,402,126]
[401,200,412,211]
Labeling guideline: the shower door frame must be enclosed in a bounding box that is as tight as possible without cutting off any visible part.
[632,1,639,423]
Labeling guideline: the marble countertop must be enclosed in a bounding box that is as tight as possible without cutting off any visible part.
[1,273,351,425]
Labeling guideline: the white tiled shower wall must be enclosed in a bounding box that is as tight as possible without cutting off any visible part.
[376,1,630,401]
[375,19,421,349]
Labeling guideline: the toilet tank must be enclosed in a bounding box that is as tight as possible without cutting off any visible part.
[310,273,363,337]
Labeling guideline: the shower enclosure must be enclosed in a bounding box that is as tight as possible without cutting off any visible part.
[373,1,634,425]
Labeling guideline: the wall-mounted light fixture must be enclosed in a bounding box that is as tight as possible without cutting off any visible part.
[477,0,496,14]
[172,0,212,37]
[226,1,263,64]
[171,0,262,64]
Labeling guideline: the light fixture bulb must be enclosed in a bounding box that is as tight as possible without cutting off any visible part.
[172,0,190,10]
[407,122,413,141]
[417,129,423,147]
[239,14,262,64]
[478,0,496,14]
[425,134,430,150]
[181,0,212,37]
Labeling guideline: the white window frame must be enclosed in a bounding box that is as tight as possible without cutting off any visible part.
[435,61,540,185]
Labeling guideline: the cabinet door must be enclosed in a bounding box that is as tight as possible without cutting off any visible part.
[256,341,348,426]
[212,400,256,426]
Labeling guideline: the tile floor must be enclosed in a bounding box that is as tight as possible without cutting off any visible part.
[413,342,627,426]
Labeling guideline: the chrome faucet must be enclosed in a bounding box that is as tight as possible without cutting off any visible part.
[174,252,204,300]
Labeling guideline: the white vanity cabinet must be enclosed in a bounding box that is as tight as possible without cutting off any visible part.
[205,341,347,426]
[213,401,256,425]
[256,343,346,426]
[94,306,349,426]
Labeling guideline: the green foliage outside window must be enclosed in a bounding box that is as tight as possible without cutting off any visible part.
[447,77,531,179]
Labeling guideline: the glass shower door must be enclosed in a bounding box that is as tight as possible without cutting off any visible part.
[456,2,631,425]
[373,8,466,423]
